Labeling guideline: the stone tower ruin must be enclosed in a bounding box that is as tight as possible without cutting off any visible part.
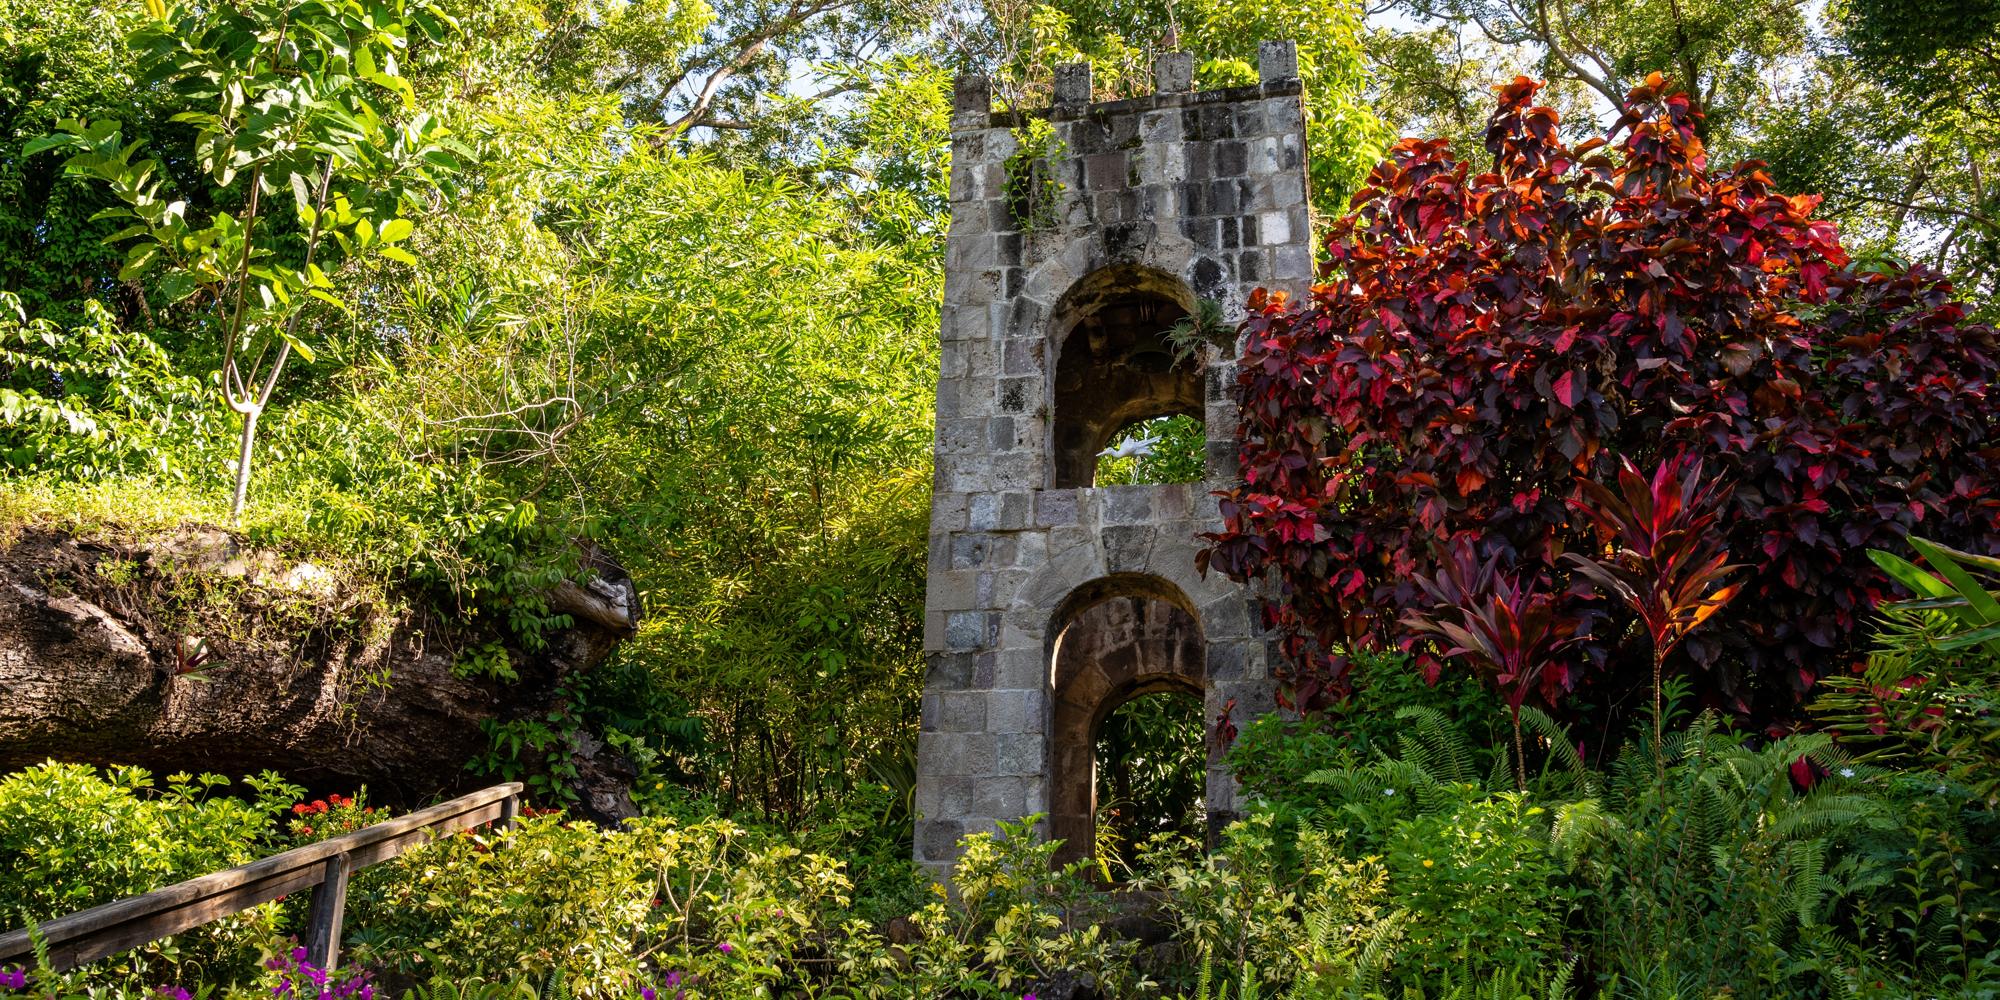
[914,43,1313,878]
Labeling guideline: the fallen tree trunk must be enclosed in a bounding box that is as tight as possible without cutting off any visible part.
[0,525,643,822]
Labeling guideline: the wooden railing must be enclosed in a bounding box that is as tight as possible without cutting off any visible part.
[0,782,523,974]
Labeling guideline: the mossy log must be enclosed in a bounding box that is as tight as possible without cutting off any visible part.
[0,525,641,821]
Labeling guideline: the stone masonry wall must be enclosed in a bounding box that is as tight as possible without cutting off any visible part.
[914,43,1315,878]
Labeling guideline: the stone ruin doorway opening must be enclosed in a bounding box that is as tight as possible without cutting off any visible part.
[1046,573,1212,873]
[1050,265,1206,489]
[1093,685,1206,876]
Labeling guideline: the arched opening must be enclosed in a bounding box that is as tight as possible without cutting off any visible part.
[1094,686,1206,874]
[1050,266,1206,489]
[1046,575,1208,871]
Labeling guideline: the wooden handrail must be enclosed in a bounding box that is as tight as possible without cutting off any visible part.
[0,782,523,973]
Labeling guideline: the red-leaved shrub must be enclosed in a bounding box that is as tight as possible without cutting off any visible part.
[1200,75,2000,728]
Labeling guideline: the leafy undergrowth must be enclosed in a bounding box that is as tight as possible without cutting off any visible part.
[7,678,1996,1000]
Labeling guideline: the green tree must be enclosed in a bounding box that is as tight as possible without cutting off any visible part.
[1386,0,1809,147]
[976,0,1389,214]
[1831,0,2000,304]
[0,1,163,328]
[31,0,465,519]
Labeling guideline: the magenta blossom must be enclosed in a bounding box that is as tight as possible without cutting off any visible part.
[717,942,734,955]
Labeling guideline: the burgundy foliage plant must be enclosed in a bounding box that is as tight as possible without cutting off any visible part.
[1200,75,2000,730]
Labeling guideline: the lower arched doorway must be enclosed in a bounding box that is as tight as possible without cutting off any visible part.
[1047,576,1210,871]
[1093,685,1207,873]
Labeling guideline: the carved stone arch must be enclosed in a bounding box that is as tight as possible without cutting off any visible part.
[1044,572,1208,867]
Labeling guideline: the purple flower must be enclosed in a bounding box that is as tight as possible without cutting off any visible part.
[0,968,25,991]
[153,988,192,1000]
[642,989,656,1000]
[663,972,681,987]
[717,942,734,955]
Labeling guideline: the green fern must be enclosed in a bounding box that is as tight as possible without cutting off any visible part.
[1584,712,1892,993]
[538,968,573,1000]
[1165,298,1232,365]
[1180,956,1260,1000]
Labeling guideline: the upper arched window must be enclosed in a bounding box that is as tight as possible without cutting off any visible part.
[1049,266,1206,489]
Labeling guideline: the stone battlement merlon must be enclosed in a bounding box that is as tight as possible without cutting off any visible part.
[951,41,1303,132]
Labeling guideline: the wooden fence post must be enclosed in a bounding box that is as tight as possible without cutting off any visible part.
[303,853,350,971]
[497,791,520,832]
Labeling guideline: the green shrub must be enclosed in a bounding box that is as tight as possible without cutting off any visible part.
[869,815,1149,999]
[1383,793,1573,984]
[1226,649,1504,820]
[0,762,298,987]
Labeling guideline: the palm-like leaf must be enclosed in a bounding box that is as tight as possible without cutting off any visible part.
[1565,453,1743,664]
[1404,541,1581,788]
[1564,454,1743,766]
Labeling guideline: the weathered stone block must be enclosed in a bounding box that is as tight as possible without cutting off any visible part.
[996,733,1045,776]
[1054,62,1092,108]
[1154,52,1195,93]
[995,649,1044,689]
[925,651,976,691]
[926,569,977,612]
[1035,490,1078,527]
[953,74,990,116]
[1258,40,1298,83]
[937,692,989,732]
[1001,338,1042,376]
[1274,242,1312,281]
[996,377,1037,413]
[1260,210,1291,246]
[968,494,999,531]
[972,775,1036,816]
[945,610,994,650]
[915,819,964,861]
[1011,530,1047,569]
[987,688,1047,733]
[1103,525,1156,574]
[998,491,1033,530]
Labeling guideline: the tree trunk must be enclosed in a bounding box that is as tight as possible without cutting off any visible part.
[0,525,643,821]
[230,405,259,523]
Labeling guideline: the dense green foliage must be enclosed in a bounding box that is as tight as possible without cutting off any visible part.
[0,0,955,821]
[4,0,2000,997]
[0,764,300,985]
[1093,690,1206,871]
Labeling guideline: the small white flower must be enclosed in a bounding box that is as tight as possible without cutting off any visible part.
[1936,785,1949,795]
[1839,768,1855,779]
[1383,788,1396,797]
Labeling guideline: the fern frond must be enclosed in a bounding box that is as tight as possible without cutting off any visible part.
[1518,705,1595,790]
[1545,956,1578,1000]
[1394,706,1478,785]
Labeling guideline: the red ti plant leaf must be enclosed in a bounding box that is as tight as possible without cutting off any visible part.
[1564,453,1743,766]
[1404,540,1582,789]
